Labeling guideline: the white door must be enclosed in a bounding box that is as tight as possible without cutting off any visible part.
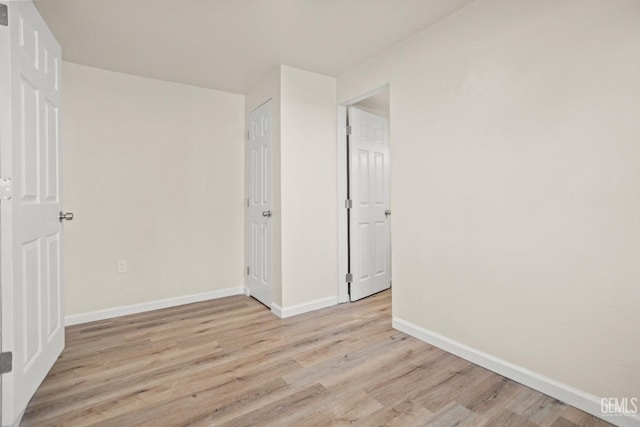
[247,101,272,307]
[0,2,65,425]
[348,107,391,301]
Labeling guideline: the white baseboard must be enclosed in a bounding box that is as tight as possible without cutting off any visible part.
[65,286,246,326]
[271,296,337,319]
[271,303,283,318]
[392,317,640,427]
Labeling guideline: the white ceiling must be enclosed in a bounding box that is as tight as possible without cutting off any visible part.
[34,0,475,94]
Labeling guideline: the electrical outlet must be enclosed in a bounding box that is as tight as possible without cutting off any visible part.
[117,259,127,273]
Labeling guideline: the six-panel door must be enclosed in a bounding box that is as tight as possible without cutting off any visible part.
[247,101,272,307]
[348,107,391,301]
[1,3,65,425]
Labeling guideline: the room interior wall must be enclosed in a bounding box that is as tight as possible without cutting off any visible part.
[280,66,338,310]
[338,0,640,419]
[63,62,245,317]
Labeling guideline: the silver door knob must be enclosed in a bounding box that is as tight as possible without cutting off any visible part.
[59,212,74,222]
[385,210,391,217]
[262,210,272,218]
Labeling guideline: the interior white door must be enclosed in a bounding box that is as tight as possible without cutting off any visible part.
[348,107,391,301]
[247,101,272,307]
[0,2,65,425]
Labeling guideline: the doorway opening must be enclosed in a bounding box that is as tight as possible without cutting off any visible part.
[337,86,391,303]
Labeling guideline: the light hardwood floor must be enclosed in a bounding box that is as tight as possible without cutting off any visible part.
[22,291,612,426]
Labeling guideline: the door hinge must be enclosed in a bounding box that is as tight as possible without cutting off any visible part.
[345,199,352,209]
[246,266,250,276]
[0,177,12,200]
[345,273,353,283]
[247,130,251,140]
[0,4,8,27]
[247,198,250,207]
[0,351,12,374]
[345,126,352,136]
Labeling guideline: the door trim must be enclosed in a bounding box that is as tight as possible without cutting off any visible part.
[337,84,390,304]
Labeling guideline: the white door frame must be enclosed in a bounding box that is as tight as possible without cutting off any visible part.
[0,0,6,410]
[337,84,390,303]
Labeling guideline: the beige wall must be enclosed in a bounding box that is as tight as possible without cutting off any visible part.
[339,0,640,405]
[63,62,245,316]
[280,66,337,308]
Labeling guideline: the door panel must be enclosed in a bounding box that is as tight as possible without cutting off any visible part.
[45,99,59,201]
[247,101,272,307]
[1,3,65,425]
[374,221,386,275]
[261,222,270,283]
[348,107,390,301]
[358,223,371,280]
[261,145,269,204]
[46,234,61,337]
[357,149,369,204]
[20,77,39,200]
[23,240,42,367]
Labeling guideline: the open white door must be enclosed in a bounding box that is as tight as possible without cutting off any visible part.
[0,2,65,425]
[247,101,272,307]
[348,107,390,301]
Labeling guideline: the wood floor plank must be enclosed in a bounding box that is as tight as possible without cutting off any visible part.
[355,397,434,427]
[421,401,482,427]
[22,290,614,427]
